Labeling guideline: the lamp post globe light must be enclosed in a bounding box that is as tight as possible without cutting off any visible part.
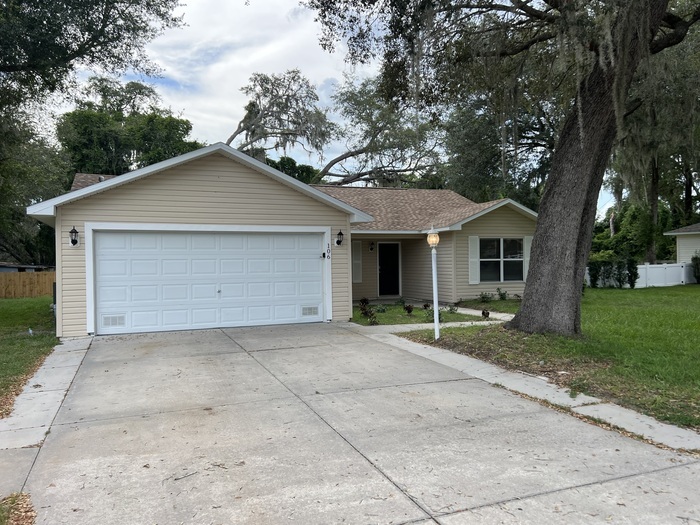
[427,227,440,340]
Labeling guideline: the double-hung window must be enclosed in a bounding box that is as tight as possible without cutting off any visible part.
[470,237,529,283]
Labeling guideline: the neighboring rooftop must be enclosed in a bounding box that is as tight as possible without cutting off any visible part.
[314,186,506,231]
[70,173,117,192]
[666,222,700,235]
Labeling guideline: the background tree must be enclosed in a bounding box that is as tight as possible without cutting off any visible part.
[57,77,203,175]
[608,26,700,262]
[225,69,335,160]
[266,156,319,184]
[315,76,444,186]
[0,112,70,264]
[306,0,700,335]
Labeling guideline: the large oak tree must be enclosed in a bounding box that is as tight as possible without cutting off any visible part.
[306,0,700,335]
[0,0,181,107]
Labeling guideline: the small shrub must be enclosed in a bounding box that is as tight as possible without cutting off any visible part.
[367,312,379,325]
[612,259,627,289]
[395,297,406,307]
[359,303,375,317]
[626,258,640,289]
[425,308,443,323]
[423,303,431,310]
[692,251,700,284]
[588,261,601,288]
[447,304,458,314]
[403,304,414,315]
[479,292,494,303]
[375,304,387,313]
[358,297,370,307]
[496,287,508,300]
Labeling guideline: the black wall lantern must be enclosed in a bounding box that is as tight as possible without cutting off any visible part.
[69,226,79,246]
[335,230,344,246]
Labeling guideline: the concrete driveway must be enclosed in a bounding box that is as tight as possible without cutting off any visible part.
[23,324,699,524]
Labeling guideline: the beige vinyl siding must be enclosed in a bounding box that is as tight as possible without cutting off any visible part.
[351,239,379,300]
[455,207,537,299]
[676,235,700,263]
[56,154,352,337]
[402,234,456,303]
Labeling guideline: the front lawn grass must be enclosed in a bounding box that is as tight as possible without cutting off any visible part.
[457,298,521,314]
[352,304,480,326]
[0,296,58,418]
[407,286,700,431]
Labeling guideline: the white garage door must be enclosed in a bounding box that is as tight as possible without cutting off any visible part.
[94,231,325,335]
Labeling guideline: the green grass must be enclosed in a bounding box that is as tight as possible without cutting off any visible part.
[352,304,480,326]
[408,286,700,431]
[0,296,58,418]
[457,298,522,314]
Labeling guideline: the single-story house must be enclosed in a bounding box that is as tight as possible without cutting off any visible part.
[27,143,537,338]
[664,222,700,263]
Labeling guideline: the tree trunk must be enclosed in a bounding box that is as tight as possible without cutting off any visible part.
[684,162,693,223]
[646,156,659,263]
[508,1,669,335]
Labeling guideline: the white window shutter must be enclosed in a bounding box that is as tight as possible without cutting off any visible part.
[352,240,362,283]
[468,236,480,284]
[523,236,533,281]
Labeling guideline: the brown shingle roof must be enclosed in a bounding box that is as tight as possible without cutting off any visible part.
[70,173,118,191]
[666,222,700,235]
[314,186,506,231]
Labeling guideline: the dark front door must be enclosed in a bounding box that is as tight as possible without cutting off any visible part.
[378,243,400,296]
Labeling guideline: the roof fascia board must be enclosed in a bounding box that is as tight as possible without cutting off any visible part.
[350,230,424,235]
[27,142,373,224]
[664,231,700,236]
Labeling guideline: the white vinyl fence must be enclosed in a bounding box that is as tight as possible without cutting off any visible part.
[636,263,696,288]
[587,263,696,288]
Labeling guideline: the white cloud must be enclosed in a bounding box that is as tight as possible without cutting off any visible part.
[143,0,377,148]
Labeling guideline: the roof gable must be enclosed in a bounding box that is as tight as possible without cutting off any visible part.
[665,222,700,235]
[27,143,372,225]
[314,186,537,232]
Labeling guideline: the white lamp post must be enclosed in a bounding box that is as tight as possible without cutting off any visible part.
[427,227,440,340]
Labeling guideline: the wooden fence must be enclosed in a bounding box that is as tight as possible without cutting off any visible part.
[0,272,55,299]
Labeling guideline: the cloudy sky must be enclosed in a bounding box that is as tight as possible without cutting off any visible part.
[78,0,613,215]
[140,0,375,149]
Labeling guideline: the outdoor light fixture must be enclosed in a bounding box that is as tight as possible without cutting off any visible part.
[369,242,375,252]
[335,230,344,246]
[427,227,440,340]
[69,227,79,247]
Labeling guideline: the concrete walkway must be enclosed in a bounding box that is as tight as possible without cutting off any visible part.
[1,322,698,524]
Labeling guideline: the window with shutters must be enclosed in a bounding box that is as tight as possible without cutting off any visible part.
[479,238,524,282]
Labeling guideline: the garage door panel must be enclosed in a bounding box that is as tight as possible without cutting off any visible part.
[220,283,244,299]
[132,311,159,328]
[131,234,158,250]
[192,309,217,325]
[221,307,245,323]
[163,310,188,326]
[95,231,325,334]
[192,283,218,300]
[300,281,322,296]
[162,284,188,301]
[132,285,158,302]
[248,259,271,273]
[192,234,217,250]
[99,260,128,277]
[221,259,244,274]
[162,259,187,275]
